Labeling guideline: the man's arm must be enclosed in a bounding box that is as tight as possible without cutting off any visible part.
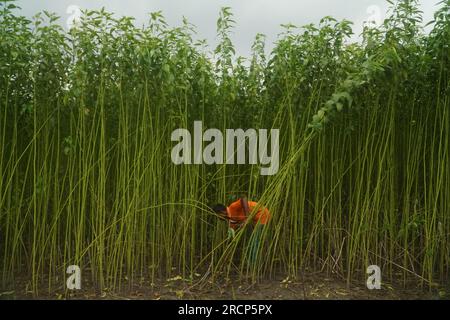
[240,197,250,216]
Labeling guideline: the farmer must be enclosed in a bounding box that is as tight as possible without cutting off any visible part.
[211,197,270,263]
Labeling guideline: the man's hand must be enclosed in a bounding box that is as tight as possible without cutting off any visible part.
[227,228,235,239]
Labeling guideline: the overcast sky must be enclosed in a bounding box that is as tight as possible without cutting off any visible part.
[15,0,439,57]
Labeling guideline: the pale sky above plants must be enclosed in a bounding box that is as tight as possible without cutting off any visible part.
[15,0,438,57]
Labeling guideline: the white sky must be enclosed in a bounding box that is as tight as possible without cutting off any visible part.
[15,0,439,57]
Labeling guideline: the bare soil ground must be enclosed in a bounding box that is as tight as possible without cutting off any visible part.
[1,272,446,300]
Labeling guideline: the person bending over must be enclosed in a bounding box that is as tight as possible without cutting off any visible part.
[212,197,270,263]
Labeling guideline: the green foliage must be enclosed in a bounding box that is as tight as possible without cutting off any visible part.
[0,0,449,294]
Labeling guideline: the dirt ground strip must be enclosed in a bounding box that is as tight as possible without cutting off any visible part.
[1,273,447,300]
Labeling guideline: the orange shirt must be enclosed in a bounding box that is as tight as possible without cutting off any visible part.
[226,199,270,230]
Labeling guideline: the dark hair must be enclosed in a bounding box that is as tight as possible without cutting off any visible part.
[211,204,227,214]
